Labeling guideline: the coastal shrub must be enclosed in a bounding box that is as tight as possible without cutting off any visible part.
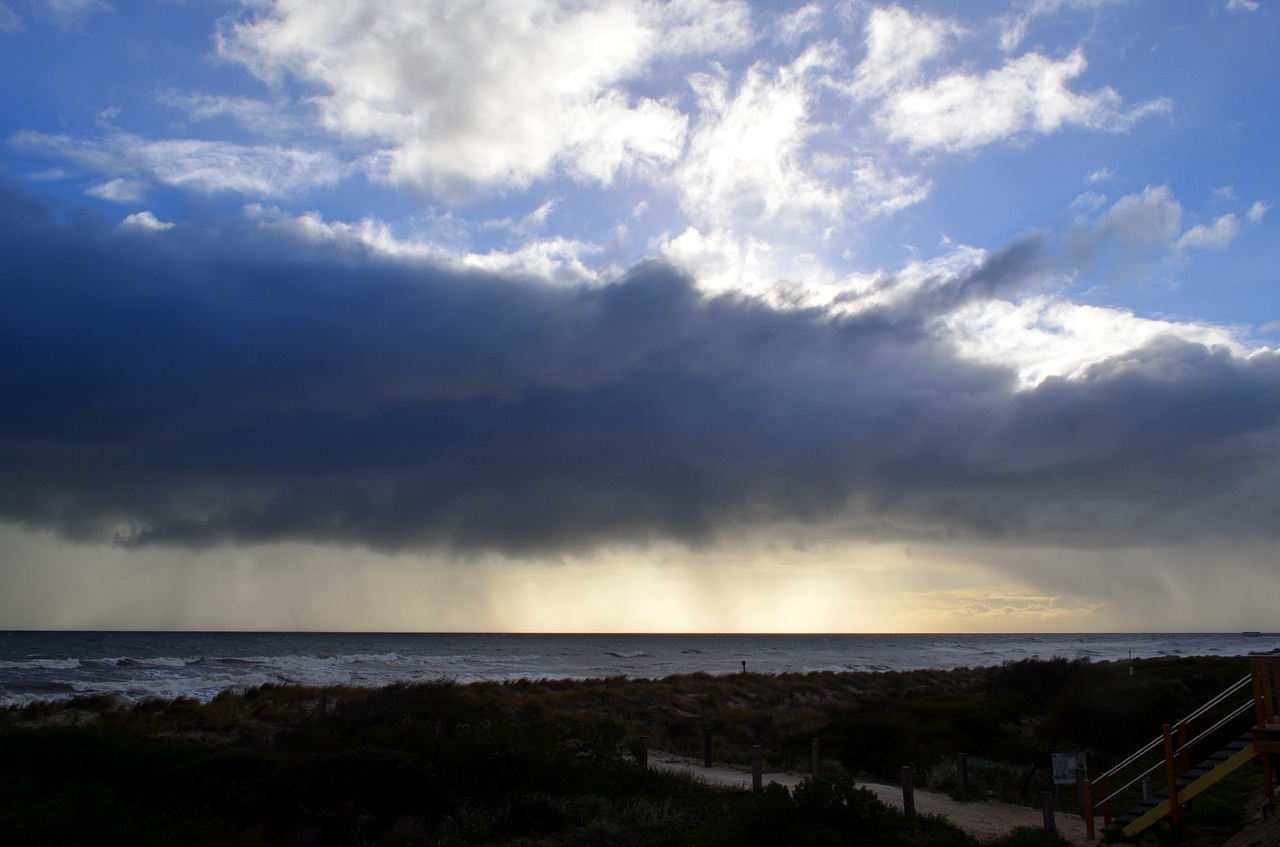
[733,779,979,847]
[819,693,1028,780]
[1,659,1264,846]
[983,827,1074,847]
[923,755,1028,802]
[983,658,1080,708]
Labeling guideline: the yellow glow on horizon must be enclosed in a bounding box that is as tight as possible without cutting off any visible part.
[7,525,1278,633]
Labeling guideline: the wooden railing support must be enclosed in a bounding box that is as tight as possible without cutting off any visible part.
[1082,778,1096,841]
[1163,724,1181,824]
[1177,722,1191,773]
[1100,775,1111,826]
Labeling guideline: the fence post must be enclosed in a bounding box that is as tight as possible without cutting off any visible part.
[702,726,713,768]
[1041,791,1056,834]
[901,766,915,817]
[1101,775,1112,826]
[752,745,763,792]
[811,737,821,779]
[1083,778,1095,841]
[1163,724,1181,824]
[957,753,968,794]
[639,735,648,769]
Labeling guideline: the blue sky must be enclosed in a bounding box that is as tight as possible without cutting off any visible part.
[1,0,1278,632]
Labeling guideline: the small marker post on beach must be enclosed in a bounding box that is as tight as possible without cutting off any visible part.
[702,726,713,768]
[1041,791,1056,834]
[957,753,968,794]
[752,745,762,792]
[901,766,915,817]
[811,737,821,778]
[639,735,648,769]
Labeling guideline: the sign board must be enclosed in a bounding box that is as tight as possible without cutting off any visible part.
[1051,752,1086,785]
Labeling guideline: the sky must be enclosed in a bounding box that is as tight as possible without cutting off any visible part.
[1,0,1278,633]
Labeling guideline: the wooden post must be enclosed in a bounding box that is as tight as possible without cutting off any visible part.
[1075,764,1086,811]
[1163,724,1181,824]
[752,745,763,792]
[1100,775,1112,826]
[957,753,968,794]
[1041,791,1056,834]
[702,726,713,768]
[1177,722,1191,774]
[639,735,648,769]
[1263,753,1276,820]
[901,766,915,817]
[1083,778,1096,841]
[811,737,821,779]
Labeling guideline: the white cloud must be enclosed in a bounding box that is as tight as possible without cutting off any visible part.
[775,2,822,44]
[0,3,22,33]
[877,49,1170,152]
[159,91,299,137]
[1069,191,1108,212]
[845,6,958,100]
[908,587,1109,622]
[943,294,1243,388]
[656,225,782,295]
[1081,187,1254,256]
[116,211,174,233]
[44,0,110,28]
[10,130,347,197]
[1247,200,1271,225]
[851,158,932,217]
[1176,213,1240,252]
[85,177,148,203]
[999,0,1127,51]
[676,45,848,231]
[248,206,603,286]
[1211,185,1238,203]
[837,7,1169,154]
[1090,184,1183,249]
[1226,0,1260,12]
[455,237,603,286]
[219,0,752,196]
[1086,167,1114,183]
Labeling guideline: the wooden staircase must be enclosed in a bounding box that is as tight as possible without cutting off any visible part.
[1081,656,1280,841]
[1105,731,1256,838]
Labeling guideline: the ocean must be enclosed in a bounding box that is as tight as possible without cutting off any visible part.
[1,631,1274,708]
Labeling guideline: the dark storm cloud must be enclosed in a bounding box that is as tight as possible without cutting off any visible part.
[3,183,1279,556]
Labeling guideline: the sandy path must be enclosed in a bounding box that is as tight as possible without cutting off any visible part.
[647,751,1102,846]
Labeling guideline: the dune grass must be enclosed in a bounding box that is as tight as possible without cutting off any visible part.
[0,655,1260,846]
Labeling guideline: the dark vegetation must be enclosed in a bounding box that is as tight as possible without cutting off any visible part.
[0,656,1261,846]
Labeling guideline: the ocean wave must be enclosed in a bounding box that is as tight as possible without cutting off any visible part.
[3,632,1273,706]
[0,657,81,671]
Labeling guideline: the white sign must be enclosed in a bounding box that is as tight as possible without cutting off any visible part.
[1052,752,1086,785]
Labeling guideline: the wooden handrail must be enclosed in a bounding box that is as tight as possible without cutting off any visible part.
[1095,675,1252,785]
[1084,672,1256,840]
[1178,700,1255,757]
